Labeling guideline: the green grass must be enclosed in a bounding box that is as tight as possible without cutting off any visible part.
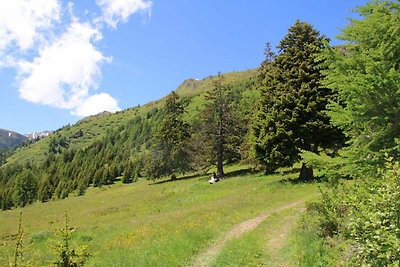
[211,195,311,266]
[282,217,340,267]
[0,166,319,266]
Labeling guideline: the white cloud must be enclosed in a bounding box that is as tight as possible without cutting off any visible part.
[17,21,119,115]
[73,93,120,116]
[1,0,152,117]
[96,0,152,27]
[0,0,60,51]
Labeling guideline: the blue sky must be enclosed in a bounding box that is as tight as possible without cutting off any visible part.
[0,0,368,134]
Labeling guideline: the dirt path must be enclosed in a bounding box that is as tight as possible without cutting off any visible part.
[190,201,304,267]
[266,207,304,267]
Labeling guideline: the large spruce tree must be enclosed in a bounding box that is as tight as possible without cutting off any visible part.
[251,20,343,179]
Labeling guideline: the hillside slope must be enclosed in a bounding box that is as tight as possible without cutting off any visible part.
[4,69,257,167]
[0,129,27,149]
[0,69,259,209]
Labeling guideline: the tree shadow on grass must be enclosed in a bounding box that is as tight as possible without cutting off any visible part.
[279,174,325,184]
[278,168,301,176]
[223,167,258,179]
[149,167,257,185]
[149,173,204,185]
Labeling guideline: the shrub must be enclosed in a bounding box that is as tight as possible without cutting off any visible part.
[306,159,400,265]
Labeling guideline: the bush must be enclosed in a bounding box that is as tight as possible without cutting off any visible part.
[306,159,400,266]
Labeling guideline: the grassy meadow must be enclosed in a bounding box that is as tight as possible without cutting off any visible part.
[0,166,320,266]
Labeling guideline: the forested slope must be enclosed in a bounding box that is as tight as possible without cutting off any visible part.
[5,70,256,167]
[0,69,258,209]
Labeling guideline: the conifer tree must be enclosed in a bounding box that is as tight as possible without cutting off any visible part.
[13,170,38,207]
[151,91,191,179]
[122,161,133,183]
[53,211,90,267]
[38,174,53,202]
[200,73,242,177]
[251,20,343,179]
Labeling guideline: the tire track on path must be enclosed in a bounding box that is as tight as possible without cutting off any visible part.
[190,201,304,267]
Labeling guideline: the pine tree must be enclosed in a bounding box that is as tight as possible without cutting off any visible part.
[250,20,344,178]
[122,161,133,183]
[52,211,90,267]
[151,91,191,179]
[200,73,243,177]
[38,174,53,202]
[13,170,38,207]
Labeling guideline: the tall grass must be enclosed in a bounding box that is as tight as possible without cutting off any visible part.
[0,167,319,266]
[284,215,340,267]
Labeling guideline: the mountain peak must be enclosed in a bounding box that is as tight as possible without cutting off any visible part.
[178,78,201,90]
[0,128,28,149]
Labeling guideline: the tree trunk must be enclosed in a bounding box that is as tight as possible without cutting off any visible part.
[298,162,313,181]
[217,159,224,179]
[264,165,276,175]
[217,134,224,178]
[217,110,224,178]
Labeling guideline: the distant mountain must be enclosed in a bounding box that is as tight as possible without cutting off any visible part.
[25,131,52,140]
[0,129,28,149]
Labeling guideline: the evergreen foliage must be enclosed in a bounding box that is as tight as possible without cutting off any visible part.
[49,135,69,154]
[0,1,398,264]
[250,20,343,175]
[121,161,133,184]
[0,63,256,209]
[52,211,90,267]
[149,91,191,179]
[197,74,244,177]
[13,212,24,267]
[0,107,163,209]
[12,170,38,207]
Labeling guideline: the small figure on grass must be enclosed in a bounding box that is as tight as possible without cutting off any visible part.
[208,172,219,184]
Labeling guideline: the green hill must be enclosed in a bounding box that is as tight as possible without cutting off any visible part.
[0,69,259,210]
[5,69,257,167]
[0,129,27,149]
